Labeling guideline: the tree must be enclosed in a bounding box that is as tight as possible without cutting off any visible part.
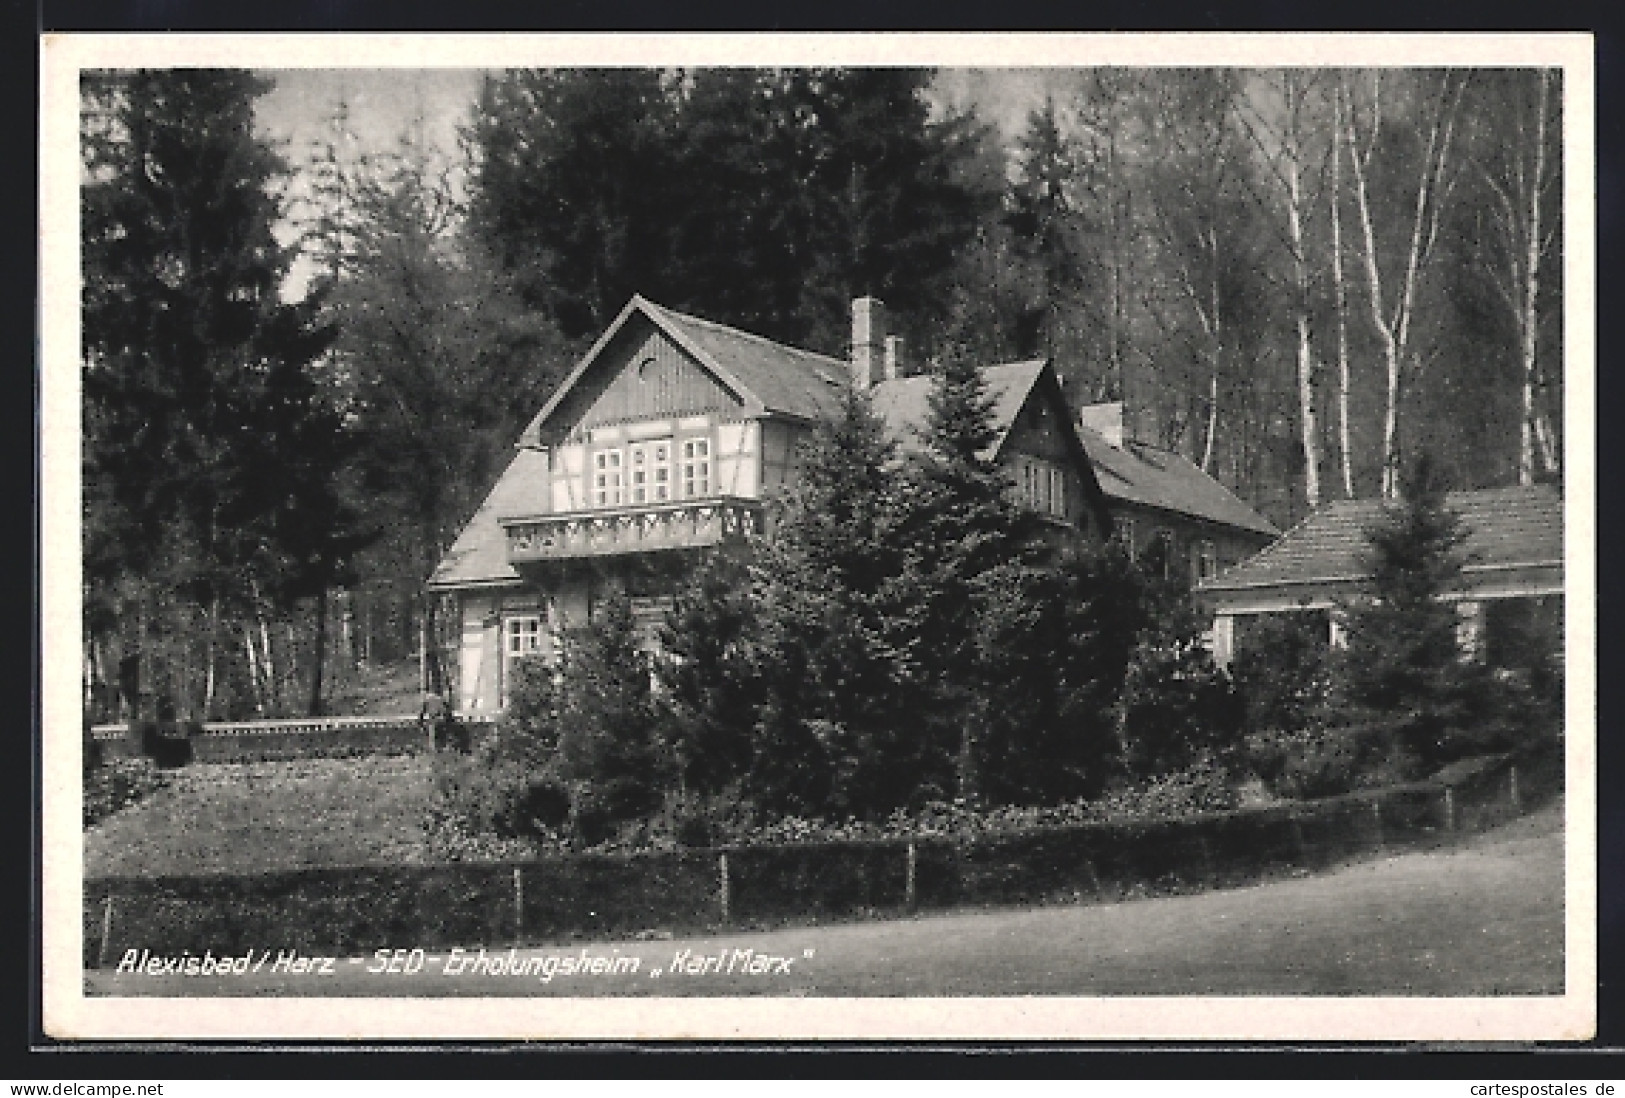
[1332,453,1527,768]
[1342,71,1470,497]
[1118,536,1246,777]
[1471,69,1563,485]
[82,69,344,719]
[897,349,1045,803]
[747,387,920,817]
[464,68,677,338]
[657,552,762,798]
[553,593,669,843]
[323,132,571,693]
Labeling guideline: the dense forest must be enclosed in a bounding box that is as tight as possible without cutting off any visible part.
[80,66,1564,724]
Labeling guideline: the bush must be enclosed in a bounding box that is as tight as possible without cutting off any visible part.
[84,756,170,826]
[1246,722,1421,800]
[1231,612,1332,736]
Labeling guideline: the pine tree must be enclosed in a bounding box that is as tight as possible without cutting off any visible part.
[898,349,1045,803]
[657,552,762,797]
[748,387,922,818]
[554,593,668,843]
[1334,452,1500,768]
[82,69,345,718]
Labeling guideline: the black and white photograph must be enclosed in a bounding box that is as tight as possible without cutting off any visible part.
[39,33,1595,1041]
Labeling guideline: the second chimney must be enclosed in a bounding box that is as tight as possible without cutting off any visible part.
[1078,401,1126,449]
[851,296,886,389]
[883,334,906,381]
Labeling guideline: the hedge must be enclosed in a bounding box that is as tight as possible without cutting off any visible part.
[84,751,1553,968]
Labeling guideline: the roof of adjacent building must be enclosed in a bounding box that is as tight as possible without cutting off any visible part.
[1077,429,1280,539]
[428,447,550,590]
[1197,483,1564,594]
[868,360,1048,462]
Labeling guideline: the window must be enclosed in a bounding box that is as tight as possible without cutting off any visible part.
[502,614,543,705]
[681,437,711,498]
[593,448,624,507]
[629,441,672,504]
[1016,458,1067,520]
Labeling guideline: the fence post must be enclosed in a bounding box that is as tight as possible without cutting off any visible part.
[1197,834,1216,886]
[1371,798,1385,851]
[512,865,524,946]
[1442,786,1456,832]
[98,893,116,968]
[1084,858,1103,901]
[904,842,917,913]
[718,852,731,925]
[1509,765,1521,811]
[1291,818,1308,864]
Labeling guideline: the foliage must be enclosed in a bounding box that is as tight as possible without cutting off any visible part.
[464,67,998,355]
[81,69,357,718]
[1119,539,1247,778]
[1229,612,1333,736]
[656,553,762,798]
[84,757,171,827]
[1243,723,1420,800]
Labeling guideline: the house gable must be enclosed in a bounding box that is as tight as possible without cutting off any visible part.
[530,311,748,446]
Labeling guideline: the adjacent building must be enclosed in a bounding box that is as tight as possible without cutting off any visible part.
[1196,483,1564,669]
[432,294,1278,715]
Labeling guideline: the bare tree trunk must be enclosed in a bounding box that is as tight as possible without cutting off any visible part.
[1331,81,1356,499]
[1284,132,1322,511]
[1345,72,1464,497]
[243,623,265,717]
[308,588,328,717]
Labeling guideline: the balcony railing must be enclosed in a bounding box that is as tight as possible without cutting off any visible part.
[502,496,763,563]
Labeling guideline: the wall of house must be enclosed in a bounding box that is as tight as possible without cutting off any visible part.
[1112,502,1272,587]
[1000,385,1096,536]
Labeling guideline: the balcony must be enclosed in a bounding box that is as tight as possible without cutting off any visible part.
[502,496,763,564]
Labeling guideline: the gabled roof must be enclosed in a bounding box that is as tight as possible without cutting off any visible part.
[1077,429,1280,539]
[522,296,849,443]
[1198,484,1563,594]
[645,300,851,423]
[428,447,550,590]
[868,360,1047,461]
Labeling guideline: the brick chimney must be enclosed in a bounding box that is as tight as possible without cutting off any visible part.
[1078,401,1125,449]
[883,334,907,381]
[851,296,886,389]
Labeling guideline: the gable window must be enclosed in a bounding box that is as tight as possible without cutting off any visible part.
[681,437,711,498]
[629,440,672,504]
[1015,458,1067,520]
[593,448,624,508]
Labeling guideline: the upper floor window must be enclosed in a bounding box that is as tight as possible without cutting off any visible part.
[629,440,672,505]
[1015,458,1067,519]
[593,449,624,507]
[682,437,711,498]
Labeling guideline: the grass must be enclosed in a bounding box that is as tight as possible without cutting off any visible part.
[320,658,424,717]
[84,754,438,877]
[85,801,1565,997]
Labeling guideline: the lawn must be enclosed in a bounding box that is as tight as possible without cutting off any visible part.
[84,754,438,877]
[85,802,1565,997]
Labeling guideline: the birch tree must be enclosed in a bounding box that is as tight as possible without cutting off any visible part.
[1342,70,1469,497]
[1473,68,1562,484]
[1237,70,1333,511]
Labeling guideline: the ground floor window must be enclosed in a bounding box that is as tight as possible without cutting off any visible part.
[502,613,544,705]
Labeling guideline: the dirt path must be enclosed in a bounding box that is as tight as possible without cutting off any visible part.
[87,804,1565,998]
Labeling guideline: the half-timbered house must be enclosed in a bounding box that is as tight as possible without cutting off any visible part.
[431,295,1277,714]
